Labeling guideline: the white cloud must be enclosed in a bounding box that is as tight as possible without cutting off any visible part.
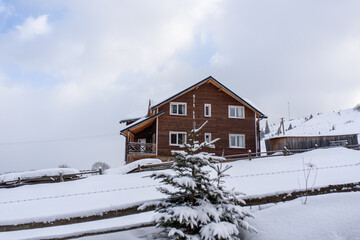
[1,0,360,172]
[16,14,51,40]
[0,0,12,16]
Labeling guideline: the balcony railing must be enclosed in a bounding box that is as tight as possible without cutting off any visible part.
[127,142,156,154]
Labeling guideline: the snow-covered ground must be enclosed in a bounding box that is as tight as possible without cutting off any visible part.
[3,192,359,240]
[0,212,154,240]
[241,192,360,240]
[266,107,360,137]
[76,192,360,240]
[0,147,359,228]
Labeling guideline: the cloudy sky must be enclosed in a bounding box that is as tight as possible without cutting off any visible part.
[1,0,360,173]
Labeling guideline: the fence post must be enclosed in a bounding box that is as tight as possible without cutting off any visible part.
[59,171,64,182]
[248,150,252,161]
[98,166,103,175]
[283,147,287,156]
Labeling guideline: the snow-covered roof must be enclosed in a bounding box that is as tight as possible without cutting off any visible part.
[120,111,164,134]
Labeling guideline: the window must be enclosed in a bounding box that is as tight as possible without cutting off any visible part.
[204,133,211,143]
[228,105,245,119]
[204,104,211,117]
[170,102,187,116]
[169,132,187,146]
[229,134,245,148]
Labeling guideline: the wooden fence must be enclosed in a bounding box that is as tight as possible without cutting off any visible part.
[0,169,103,189]
[1,181,359,232]
[128,145,360,173]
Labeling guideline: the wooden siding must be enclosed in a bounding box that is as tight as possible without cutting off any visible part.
[266,134,359,151]
[156,82,257,157]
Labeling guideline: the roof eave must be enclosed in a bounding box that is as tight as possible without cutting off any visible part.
[120,111,164,134]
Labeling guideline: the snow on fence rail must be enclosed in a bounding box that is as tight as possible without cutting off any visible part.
[0,169,103,189]
[1,181,360,232]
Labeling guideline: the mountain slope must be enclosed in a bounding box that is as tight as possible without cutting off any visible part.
[266,108,360,138]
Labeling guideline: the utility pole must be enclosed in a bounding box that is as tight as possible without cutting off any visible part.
[193,95,196,131]
[288,102,291,121]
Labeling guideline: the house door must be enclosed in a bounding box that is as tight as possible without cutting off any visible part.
[138,138,146,152]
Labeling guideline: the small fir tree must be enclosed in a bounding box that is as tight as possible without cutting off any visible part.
[142,122,257,240]
[260,129,265,139]
[287,124,293,131]
[264,120,270,134]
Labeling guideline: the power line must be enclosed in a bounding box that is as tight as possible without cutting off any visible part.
[229,162,360,179]
[0,133,119,146]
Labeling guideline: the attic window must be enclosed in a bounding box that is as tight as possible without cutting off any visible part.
[170,102,187,116]
[228,106,245,119]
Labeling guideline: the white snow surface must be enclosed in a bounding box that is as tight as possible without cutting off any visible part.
[0,168,80,182]
[267,108,360,138]
[240,192,360,240]
[0,211,154,240]
[0,147,359,228]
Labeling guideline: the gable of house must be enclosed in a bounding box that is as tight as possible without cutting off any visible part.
[154,78,263,157]
[151,76,265,118]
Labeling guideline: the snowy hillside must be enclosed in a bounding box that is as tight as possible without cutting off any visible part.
[265,107,360,138]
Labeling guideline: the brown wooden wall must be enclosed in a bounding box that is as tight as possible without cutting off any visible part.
[267,134,359,151]
[155,82,258,157]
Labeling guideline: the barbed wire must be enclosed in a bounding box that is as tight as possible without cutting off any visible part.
[0,184,161,205]
[0,162,359,205]
[228,162,360,179]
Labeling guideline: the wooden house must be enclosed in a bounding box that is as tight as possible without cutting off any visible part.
[120,76,266,163]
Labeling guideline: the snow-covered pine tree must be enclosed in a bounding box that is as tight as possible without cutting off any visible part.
[264,120,270,134]
[142,122,257,240]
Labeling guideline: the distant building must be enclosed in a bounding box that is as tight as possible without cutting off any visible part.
[265,134,359,152]
[120,76,266,163]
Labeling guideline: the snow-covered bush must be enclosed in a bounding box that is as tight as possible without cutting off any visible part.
[142,123,257,239]
[91,162,110,171]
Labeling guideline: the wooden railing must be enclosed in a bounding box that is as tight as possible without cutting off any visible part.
[127,142,156,154]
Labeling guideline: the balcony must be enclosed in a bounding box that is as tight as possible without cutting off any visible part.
[127,142,156,154]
